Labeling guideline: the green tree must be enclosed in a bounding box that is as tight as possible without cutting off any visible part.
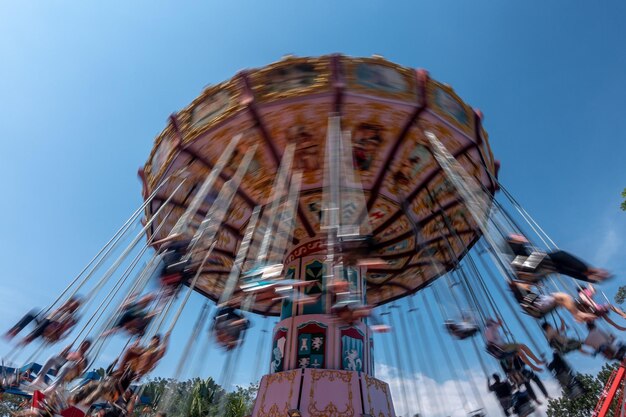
[133,377,255,417]
[0,376,257,417]
[547,362,621,417]
[223,384,257,417]
[621,188,626,211]
[0,393,29,417]
[140,376,171,412]
[187,377,223,417]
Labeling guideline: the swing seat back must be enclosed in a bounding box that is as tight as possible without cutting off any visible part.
[523,251,548,270]
[520,293,548,319]
[513,391,535,417]
[486,343,514,360]
[512,253,547,274]
[446,322,479,339]
[454,328,479,340]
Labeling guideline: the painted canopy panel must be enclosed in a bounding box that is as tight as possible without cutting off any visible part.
[141,55,497,315]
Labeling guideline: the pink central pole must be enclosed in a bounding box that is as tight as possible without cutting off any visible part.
[251,238,396,417]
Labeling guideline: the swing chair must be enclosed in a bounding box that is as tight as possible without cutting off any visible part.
[511,388,535,417]
[211,306,250,351]
[508,281,554,320]
[156,238,195,296]
[547,351,587,400]
[213,148,298,352]
[444,318,480,340]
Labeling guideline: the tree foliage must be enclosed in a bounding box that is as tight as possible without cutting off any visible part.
[223,386,257,417]
[0,377,256,417]
[621,188,626,211]
[615,286,626,306]
[546,362,621,417]
[138,377,257,417]
[0,393,29,417]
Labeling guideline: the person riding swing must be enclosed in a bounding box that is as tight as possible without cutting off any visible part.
[5,297,82,346]
[487,373,514,416]
[39,339,92,394]
[499,354,550,406]
[576,284,626,331]
[583,322,626,361]
[508,280,596,323]
[505,234,611,284]
[212,305,249,350]
[72,334,169,407]
[156,238,194,298]
[547,350,586,399]
[102,294,158,338]
[484,318,545,372]
[541,319,592,355]
[444,314,480,340]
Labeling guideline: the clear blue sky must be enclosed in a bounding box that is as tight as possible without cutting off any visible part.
[1,0,625,412]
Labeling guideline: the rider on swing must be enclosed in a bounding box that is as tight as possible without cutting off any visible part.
[547,350,586,399]
[32,339,92,390]
[583,322,626,361]
[541,319,592,355]
[5,297,82,346]
[156,238,194,298]
[505,234,611,284]
[576,284,626,331]
[484,318,545,372]
[508,280,596,323]
[102,294,158,338]
[445,312,480,340]
[212,304,249,350]
[72,333,170,406]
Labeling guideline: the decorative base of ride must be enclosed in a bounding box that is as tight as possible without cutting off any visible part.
[251,243,396,417]
[253,369,394,417]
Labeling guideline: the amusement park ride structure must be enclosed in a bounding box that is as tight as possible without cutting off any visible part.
[8,54,622,417]
[139,54,498,417]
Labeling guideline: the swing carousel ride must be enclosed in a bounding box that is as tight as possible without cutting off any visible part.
[3,54,625,417]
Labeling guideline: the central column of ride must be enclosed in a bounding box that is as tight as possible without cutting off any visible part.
[251,238,396,417]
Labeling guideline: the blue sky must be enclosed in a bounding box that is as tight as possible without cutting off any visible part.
[1,1,625,415]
